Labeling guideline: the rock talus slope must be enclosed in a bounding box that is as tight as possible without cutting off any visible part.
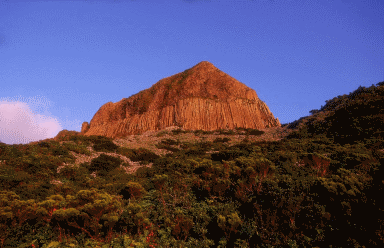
[82,61,280,138]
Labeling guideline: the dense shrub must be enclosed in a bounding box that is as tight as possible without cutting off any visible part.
[113,202,148,237]
[248,129,265,136]
[211,149,249,162]
[122,148,160,163]
[2,81,384,247]
[117,147,136,158]
[194,129,214,135]
[49,189,123,241]
[92,139,119,152]
[37,141,51,148]
[60,165,89,184]
[106,167,135,183]
[135,166,155,178]
[0,144,24,160]
[119,182,147,200]
[62,142,92,155]
[70,135,114,147]
[183,147,207,157]
[155,138,181,153]
[89,154,123,177]
[155,130,169,137]
[171,128,190,135]
[160,138,180,146]
[51,146,70,156]
[213,137,231,143]
[218,129,236,135]
[0,165,30,190]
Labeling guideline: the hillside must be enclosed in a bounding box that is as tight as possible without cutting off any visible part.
[0,82,384,247]
[287,81,384,145]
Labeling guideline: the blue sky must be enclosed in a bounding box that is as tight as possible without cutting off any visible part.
[1,0,383,145]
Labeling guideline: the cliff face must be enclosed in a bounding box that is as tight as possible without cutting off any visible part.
[83,61,280,138]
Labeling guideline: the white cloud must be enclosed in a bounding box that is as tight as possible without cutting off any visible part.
[0,97,62,145]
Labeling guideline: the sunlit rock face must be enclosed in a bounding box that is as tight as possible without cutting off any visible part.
[81,122,90,134]
[83,61,280,138]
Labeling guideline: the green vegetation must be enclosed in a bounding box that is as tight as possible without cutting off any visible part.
[0,82,384,247]
[171,128,190,135]
[213,137,231,143]
[155,139,181,153]
[117,147,159,164]
[88,154,123,177]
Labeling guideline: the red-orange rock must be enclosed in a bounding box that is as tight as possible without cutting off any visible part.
[81,122,90,134]
[83,61,280,138]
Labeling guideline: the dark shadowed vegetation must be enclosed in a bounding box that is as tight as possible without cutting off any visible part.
[0,82,384,247]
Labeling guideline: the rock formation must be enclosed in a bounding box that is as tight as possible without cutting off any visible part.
[81,122,90,134]
[82,61,280,138]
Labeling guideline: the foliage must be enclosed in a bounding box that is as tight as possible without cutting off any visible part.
[1,82,384,247]
[89,154,123,177]
[194,129,215,135]
[217,129,236,135]
[155,130,169,137]
[119,182,147,200]
[213,137,231,143]
[92,139,119,153]
[171,128,190,135]
[117,147,159,164]
[235,127,265,136]
[61,142,92,155]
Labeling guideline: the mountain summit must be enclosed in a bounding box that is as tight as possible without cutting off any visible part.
[81,61,280,138]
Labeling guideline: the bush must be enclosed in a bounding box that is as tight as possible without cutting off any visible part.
[62,142,92,155]
[211,149,249,162]
[0,165,30,189]
[183,147,207,157]
[155,139,181,152]
[119,182,147,200]
[114,203,147,236]
[74,135,115,147]
[89,154,123,177]
[172,129,189,135]
[117,147,159,163]
[51,147,70,156]
[213,137,231,143]
[218,129,236,135]
[248,129,265,136]
[161,146,180,153]
[60,165,89,184]
[93,140,119,153]
[160,138,180,146]
[37,141,51,148]
[117,147,136,158]
[194,130,214,135]
[135,166,155,178]
[156,130,169,137]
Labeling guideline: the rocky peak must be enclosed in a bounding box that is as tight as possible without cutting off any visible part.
[81,61,280,138]
[191,61,218,73]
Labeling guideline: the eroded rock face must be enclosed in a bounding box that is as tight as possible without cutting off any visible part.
[81,122,90,134]
[83,61,280,138]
